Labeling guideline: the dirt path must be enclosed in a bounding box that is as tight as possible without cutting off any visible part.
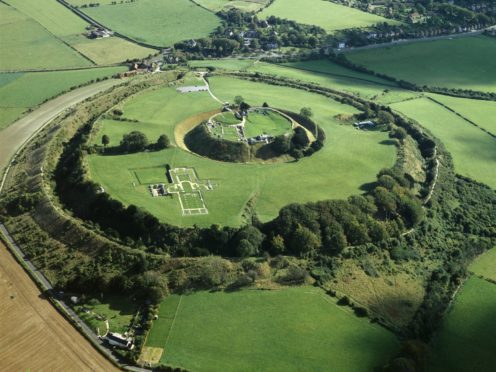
[0,79,122,174]
[0,241,119,371]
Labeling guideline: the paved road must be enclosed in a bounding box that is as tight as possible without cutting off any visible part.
[0,79,122,174]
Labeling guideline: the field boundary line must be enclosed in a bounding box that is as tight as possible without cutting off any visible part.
[164,295,183,350]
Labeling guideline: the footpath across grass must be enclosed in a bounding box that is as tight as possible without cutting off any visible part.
[146,287,398,371]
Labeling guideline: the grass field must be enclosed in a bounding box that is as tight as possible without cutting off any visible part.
[87,75,396,227]
[391,97,496,189]
[73,37,154,65]
[144,287,398,371]
[244,109,292,138]
[427,93,496,135]
[347,35,496,92]
[428,276,496,372]
[83,0,221,46]
[0,3,92,70]
[260,0,399,32]
[190,59,418,103]
[469,247,496,282]
[3,0,155,67]
[0,67,126,129]
[193,0,270,12]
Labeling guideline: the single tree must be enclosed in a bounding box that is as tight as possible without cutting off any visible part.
[101,134,109,148]
[234,95,244,105]
[120,131,148,153]
[300,107,313,119]
[156,134,170,150]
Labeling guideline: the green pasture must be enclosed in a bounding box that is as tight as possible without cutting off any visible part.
[0,3,92,70]
[469,247,496,282]
[347,36,496,92]
[260,0,399,32]
[145,287,398,371]
[73,37,155,65]
[5,0,87,37]
[193,0,270,12]
[0,67,125,129]
[87,76,396,227]
[427,93,496,135]
[428,277,496,372]
[391,97,496,189]
[244,110,292,138]
[83,0,221,46]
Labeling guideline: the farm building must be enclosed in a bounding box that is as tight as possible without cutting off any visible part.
[354,120,377,129]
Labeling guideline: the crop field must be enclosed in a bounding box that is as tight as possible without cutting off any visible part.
[83,0,221,46]
[428,277,496,372]
[143,287,398,371]
[391,97,496,189]
[0,67,126,129]
[347,35,496,92]
[0,241,118,371]
[87,75,396,227]
[260,0,399,32]
[0,3,92,70]
[469,247,496,282]
[193,0,270,12]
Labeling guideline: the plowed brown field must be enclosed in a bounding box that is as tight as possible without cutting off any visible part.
[0,241,119,371]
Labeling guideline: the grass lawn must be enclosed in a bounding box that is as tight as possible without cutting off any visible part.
[259,0,399,32]
[391,97,496,189]
[193,0,270,12]
[427,93,496,135]
[0,67,126,129]
[347,35,496,92]
[428,277,496,372]
[87,76,396,227]
[145,287,399,371]
[83,0,221,47]
[74,294,137,335]
[469,247,496,282]
[244,110,292,138]
[0,3,92,70]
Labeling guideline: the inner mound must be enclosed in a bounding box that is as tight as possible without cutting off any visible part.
[183,106,322,163]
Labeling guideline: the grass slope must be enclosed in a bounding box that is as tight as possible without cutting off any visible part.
[428,277,496,372]
[0,67,126,129]
[88,76,395,227]
[83,0,221,46]
[347,36,496,92]
[391,97,496,189]
[0,3,91,70]
[260,0,399,32]
[146,287,398,371]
